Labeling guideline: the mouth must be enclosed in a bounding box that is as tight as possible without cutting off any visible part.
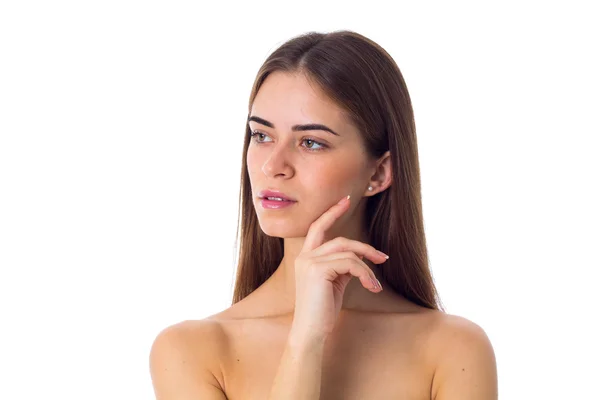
[260,196,296,202]
[259,196,297,209]
[258,189,297,202]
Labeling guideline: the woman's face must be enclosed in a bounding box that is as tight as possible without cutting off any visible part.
[247,71,373,238]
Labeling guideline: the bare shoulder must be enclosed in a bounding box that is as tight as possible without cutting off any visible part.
[427,313,498,400]
[149,318,228,400]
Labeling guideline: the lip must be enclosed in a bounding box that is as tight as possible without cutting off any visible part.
[258,189,297,202]
[260,198,297,209]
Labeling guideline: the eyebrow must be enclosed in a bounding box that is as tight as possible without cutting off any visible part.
[247,115,340,136]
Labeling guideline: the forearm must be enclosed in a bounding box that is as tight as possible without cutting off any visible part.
[268,333,326,399]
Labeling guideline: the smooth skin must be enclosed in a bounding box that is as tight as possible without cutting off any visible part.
[268,194,388,398]
[149,195,498,399]
[289,194,388,343]
[149,71,498,399]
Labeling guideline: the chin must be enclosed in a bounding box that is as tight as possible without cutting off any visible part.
[257,217,309,238]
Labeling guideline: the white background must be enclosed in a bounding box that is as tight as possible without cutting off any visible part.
[1,1,598,399]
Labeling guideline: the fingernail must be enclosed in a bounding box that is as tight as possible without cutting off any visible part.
[338,194,350,204]
[371,278,382,290]
[377,250,389,259]
[370,277,378,289]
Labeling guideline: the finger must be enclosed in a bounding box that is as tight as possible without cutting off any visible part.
[308,251,379,282]
[301,195,351,253]
[310,258,381,292]
[312,236,389,265]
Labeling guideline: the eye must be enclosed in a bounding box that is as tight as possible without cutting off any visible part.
[249,131,273,143]
[301,138,326,151]
[249,130,328,152]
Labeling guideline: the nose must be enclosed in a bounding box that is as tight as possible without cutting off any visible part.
[261,142,294,178]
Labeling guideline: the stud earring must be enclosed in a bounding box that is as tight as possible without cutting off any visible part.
[368,186,373,191]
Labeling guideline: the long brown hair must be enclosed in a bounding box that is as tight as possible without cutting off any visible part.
[231,30,444,311]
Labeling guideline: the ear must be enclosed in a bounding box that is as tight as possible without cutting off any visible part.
[365,151,392,196]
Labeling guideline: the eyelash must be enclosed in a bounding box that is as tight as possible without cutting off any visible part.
[249,130,329,152]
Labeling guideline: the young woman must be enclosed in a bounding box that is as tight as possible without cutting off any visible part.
[150,30,498,399]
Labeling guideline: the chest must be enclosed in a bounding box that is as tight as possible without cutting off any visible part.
[220,318,434,399]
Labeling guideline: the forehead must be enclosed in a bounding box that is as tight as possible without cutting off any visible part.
[250,71,352,133]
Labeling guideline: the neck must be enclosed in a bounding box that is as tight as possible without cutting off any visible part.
[267,214,387,313]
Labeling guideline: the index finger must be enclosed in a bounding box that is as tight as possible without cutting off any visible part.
[301,194,351,253]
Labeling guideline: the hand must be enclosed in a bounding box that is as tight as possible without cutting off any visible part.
[289,195,389,344]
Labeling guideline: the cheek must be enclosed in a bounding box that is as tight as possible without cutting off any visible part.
[319,157,364,179]
[246,150,261,195]
[293,160,363,228]
[246,148,260,175]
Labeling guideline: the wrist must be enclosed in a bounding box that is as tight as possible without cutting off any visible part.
[287,329,327,352]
